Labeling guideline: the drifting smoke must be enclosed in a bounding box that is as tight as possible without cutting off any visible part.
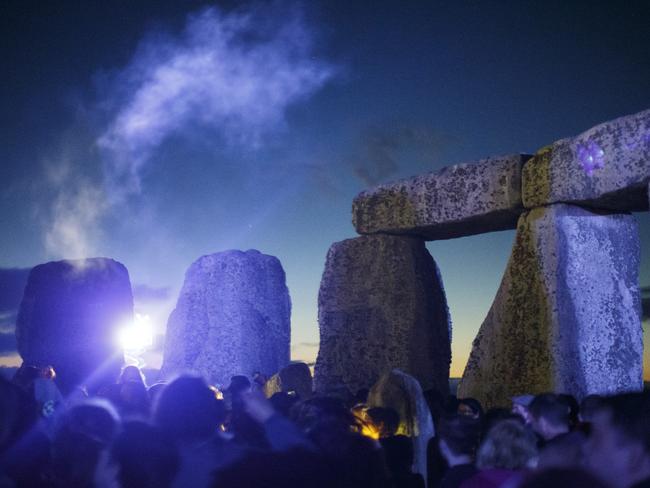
[98,3,336,197]
[353,125,452,187]
[41,139,109,261]
[44,2,335,259]
[45,182,107,260]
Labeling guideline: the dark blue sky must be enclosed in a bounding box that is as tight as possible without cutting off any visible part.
[1,0,649,374]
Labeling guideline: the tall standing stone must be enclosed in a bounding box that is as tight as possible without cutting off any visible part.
[314,234,451,396]
[16,258,132,394]
[458,204,643,408]
[161,250,291,387]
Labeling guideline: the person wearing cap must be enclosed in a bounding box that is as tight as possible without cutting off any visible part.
[528,394,570,444]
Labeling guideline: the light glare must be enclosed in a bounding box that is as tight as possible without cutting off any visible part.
[118,313,153,352]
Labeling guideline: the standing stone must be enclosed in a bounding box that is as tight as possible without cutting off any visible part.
[367,369,434,483]
[161,250,291,387]
[523,108,650,211]
[353,154,530,240]
[458,204,643,408]
[16,258,132,394]
[314,234,451,396]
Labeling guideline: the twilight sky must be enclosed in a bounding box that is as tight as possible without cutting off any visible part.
[1,0,649,377]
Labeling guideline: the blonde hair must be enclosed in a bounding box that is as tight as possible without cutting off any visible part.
[477,419,537,470]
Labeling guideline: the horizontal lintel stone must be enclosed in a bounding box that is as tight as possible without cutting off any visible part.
[352,154,531,241]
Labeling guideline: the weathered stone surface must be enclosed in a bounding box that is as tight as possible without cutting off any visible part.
[352,154,530,240]
[264,362,312,399]
[161,250,291,387]
[368,369,434,482]
[314,234,450,396]
[523,109,650,211]
[16,258,132,393]
[458,204,643,408]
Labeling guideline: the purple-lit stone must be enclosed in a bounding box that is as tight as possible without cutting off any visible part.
[314,235,450,396]
[523,108,650,211]
[576,140,605,175]
[160,250,290,387]
[457,204,642,408]
[15,258,132,394]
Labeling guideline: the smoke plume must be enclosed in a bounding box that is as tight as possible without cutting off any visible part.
[43,2,336,260]
[98,3,335,197]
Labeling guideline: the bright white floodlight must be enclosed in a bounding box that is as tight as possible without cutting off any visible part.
[118,313,153,352]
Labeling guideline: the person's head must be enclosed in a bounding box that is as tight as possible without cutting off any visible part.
[579,394,603,423]
[111,420,179,488]
[437,414,481,465]
[477,419,538,470]
[51,399,121,487]
[120,365,145,385]
[56,398,121,445]
[269,391,299,418]
[585,392,650,488]
[528,393,570,441]
[147,382,166,405]
[227,375,251,396]
[118,381,150,417]
[225,375,251,412]
[291,396,355,432]
[512,395,534,424]
[457,397,484,420]
[482,408,521,442]
[251,371,267,387]
[154,375,223,443]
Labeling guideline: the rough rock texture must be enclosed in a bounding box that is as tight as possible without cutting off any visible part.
[161,250,291,387]
[523,109,650,211]
[314,235,450,396]
[367,369,434,482]
[352,154,530,240]
[16,258,132,394]
[458,204,643,408]
[264,362,312,400]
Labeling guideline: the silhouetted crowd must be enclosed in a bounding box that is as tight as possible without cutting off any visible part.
[2,363,650,488]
